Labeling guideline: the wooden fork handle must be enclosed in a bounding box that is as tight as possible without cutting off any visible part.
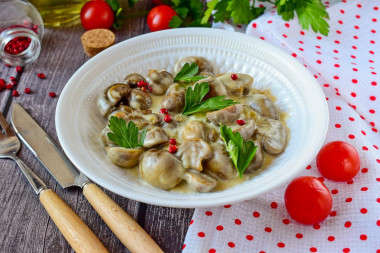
[83,183,163,253]
[39,189,108,253]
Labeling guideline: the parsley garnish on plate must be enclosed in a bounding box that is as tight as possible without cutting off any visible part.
[182,82,239,115]
[174,63,206,82]
[107,116,146,148]
[220,124,257,178]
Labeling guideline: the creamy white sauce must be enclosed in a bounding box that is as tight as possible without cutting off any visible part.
[117,88,288,194]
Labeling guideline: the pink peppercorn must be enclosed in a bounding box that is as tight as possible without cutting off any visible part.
[236,119,245,125]
[169,138,176,145]
[10,76,16,81]
[49,92,56,98]
[160,108,168,114]
[231,74,238,80]
[168,145,177,154]
[37,73,45,79]
[24,88,31,94]
[164,114,172,123]
[6,84,13,90]
[12,90,19,97]
[16,66,23,73]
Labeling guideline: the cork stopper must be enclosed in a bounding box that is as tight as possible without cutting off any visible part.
[81,29,116,57]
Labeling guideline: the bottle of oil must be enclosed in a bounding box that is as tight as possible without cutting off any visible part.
[28,0,88,27]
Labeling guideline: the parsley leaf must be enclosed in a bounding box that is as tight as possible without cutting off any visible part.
[174,63,205,82]
[227,0,254,24]
[169,15,183,28]
[107,116,146,149]
[296,0,330,36]
[213,0,231,23]
[182,82,239,115]
[220,124,257,178]
[201,0,219,24]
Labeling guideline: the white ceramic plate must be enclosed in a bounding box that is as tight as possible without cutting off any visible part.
[56,28,328,208]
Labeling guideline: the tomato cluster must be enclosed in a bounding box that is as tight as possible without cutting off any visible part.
[284,141,360,225]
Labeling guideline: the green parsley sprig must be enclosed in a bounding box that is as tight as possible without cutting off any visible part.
[182,82,238,115]
[174,63,205,82]
[220,124,257,177]
[168,0,329,35]
[107,116,146,148]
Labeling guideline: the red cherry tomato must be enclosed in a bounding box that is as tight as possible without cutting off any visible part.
[284,176,333,225]
[316,141,360,181]
[147,5,177,32]
[80,0,114,30]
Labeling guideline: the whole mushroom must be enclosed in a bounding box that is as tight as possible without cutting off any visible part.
[194,76,227,100]
[246,94,279,120]
[97,83,130,117]
[176,139,212,171]
[206,104,243,126]
[106,147,143,168]
[127,89,152,110]
[217,73,253,96]
[123,73,146,88]
[256,118,287,155]
[174,56,214,75]
[204,143,236,180]
[160,83,186,113]
[139,149,185,190]
[146,69,174,95]
[184,170,218,193]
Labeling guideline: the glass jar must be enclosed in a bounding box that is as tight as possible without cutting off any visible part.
[0,0,44,66]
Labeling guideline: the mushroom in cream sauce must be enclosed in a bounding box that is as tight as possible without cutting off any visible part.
[96,56,289,193]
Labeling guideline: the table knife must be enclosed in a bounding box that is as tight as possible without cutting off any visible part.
[11,103,163,253]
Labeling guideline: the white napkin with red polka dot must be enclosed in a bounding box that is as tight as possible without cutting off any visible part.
[183,1,380,252]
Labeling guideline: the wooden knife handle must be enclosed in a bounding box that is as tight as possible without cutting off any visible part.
[39,189,108,253]
[83,183,163,253]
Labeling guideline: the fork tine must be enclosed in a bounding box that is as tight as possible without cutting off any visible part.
[0,110,14,136]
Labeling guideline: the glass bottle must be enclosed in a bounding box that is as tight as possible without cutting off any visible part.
[0,0,44,66]
[28,0,87,27]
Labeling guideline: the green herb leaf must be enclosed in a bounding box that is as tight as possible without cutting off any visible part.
[201,0,219,24]
[251,6,266,19]
[296,0,330,36]
[106,0,120,11]
[182,83,239,115]
[220,124,257,177]
[213,0,231,23]
[183,95,239,115]
[183,82,209,113]
[227,0,254,24]
[174,63,205,82]
[169,15,183,28]
[107,116,146,149]
[172,0,181,6]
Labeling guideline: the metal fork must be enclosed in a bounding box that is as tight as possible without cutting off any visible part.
[0,110,47,193]
[0,110,108,253]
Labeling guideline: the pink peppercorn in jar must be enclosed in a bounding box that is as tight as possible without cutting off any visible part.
[0,0,44,66]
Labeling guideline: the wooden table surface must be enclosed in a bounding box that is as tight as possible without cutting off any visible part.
[0,1,193,252]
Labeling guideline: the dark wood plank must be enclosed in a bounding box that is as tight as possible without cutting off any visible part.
[144,206,194,253]
[0,0,195,251]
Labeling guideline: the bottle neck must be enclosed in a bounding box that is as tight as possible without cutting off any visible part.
[0,27,41,66]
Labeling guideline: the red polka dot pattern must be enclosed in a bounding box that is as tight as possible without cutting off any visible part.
[183,1,380,252]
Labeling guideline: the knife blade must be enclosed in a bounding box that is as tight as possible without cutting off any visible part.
[11,103,163,253]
